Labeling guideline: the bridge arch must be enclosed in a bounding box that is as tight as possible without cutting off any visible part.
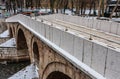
[46,71,71,79]
[31,36,43,64]
[33,42,39,65]
[9,27,13,38]
[17,28,28,50]
[42,62,73,79]
[12,26,15,37]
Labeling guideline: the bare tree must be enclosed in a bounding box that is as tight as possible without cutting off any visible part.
[50,0,55,13]
[110,0,120,18]
[97,0,103,18]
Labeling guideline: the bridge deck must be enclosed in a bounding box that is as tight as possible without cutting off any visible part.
[37,16,120,50]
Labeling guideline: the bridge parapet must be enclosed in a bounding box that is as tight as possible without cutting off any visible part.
[6,14,120,79]
[39,14,120,36]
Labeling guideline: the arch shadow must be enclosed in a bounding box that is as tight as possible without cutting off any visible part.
[46,71,71,79]
[17,29,29,59]
[33,42,39,65]
[17,29,28,50]
[9,27,13,38]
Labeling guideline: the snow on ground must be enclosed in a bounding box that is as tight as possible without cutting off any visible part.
[0,38,16,47]
[111,18,120,22]
[39,8,50,13]
[43,20,52,25]
[0,30,9,38]
[8,64,39,79]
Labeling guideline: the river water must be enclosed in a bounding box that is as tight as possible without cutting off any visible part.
[0,61,30,79]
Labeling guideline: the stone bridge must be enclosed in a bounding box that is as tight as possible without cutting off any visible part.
[5,14,120,79]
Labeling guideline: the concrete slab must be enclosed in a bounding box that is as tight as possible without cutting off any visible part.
[73,35,84,61]
[60,31,74,54]
[78,17,83,26]
[117,23,120,35]
[105,49,120,79]
[32,20,40,32]
[83,40,93,66]
[94,20,101,30]
[91,43,108,76]
[40,23,45,36]
[87,19,93,28]
[83,19,89,27]
[49,27,53,42]
[110,22,118,34]
[45,25,50,39]
[52,27,61,46]
[100,21,111,32]
[105,68,120,79]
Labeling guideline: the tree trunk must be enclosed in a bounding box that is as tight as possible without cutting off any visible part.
[97,0,102,18]
[110,0,120,18]
[89,0,93,16]
[50,0,55,13]
[71,0,74,14]
[81,0,84,15]
[93,1,96,16]
[101,0,104,17]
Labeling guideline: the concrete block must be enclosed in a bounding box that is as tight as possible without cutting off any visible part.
[39,23,45,36]
[45,25,50,40]
[77,17,81,25]
[110,22,118,34]
[100,21,111,32]
[105,68,120,79]
[91,43,107,75]
[93,20,98,29]
[73,35,84,61]
[52,27,61,46]
[117,23,120,35]
[81,18,87,26]
[65,15,71,22]
[49,27,53,42]
[83,40,93,66]
[74,16,79,24]
[76,17,80,25]
[83,19,89,27]
[93,20,101,30]
[33,20,40,32]
[29,19,35,28]
[87,19,94,28]
[60,31,74,54]
[71,16,76,24]
[105,49,120,79]
[30,20,38,30]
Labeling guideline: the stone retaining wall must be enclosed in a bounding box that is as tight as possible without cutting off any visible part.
[0,37,10,44]
[0,47,17,59]
[0,22,7,34]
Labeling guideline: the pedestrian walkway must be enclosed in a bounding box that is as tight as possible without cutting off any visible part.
[37,16,120,49]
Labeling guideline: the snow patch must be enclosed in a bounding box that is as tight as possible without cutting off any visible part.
[0,30,9,38]
[111,18,120,22]
[8,64,39,79]
[0,38,16,47]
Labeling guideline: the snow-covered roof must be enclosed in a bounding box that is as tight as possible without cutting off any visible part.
[0,38,16,47]
[0,30,9,38]
[8,64,39,79]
